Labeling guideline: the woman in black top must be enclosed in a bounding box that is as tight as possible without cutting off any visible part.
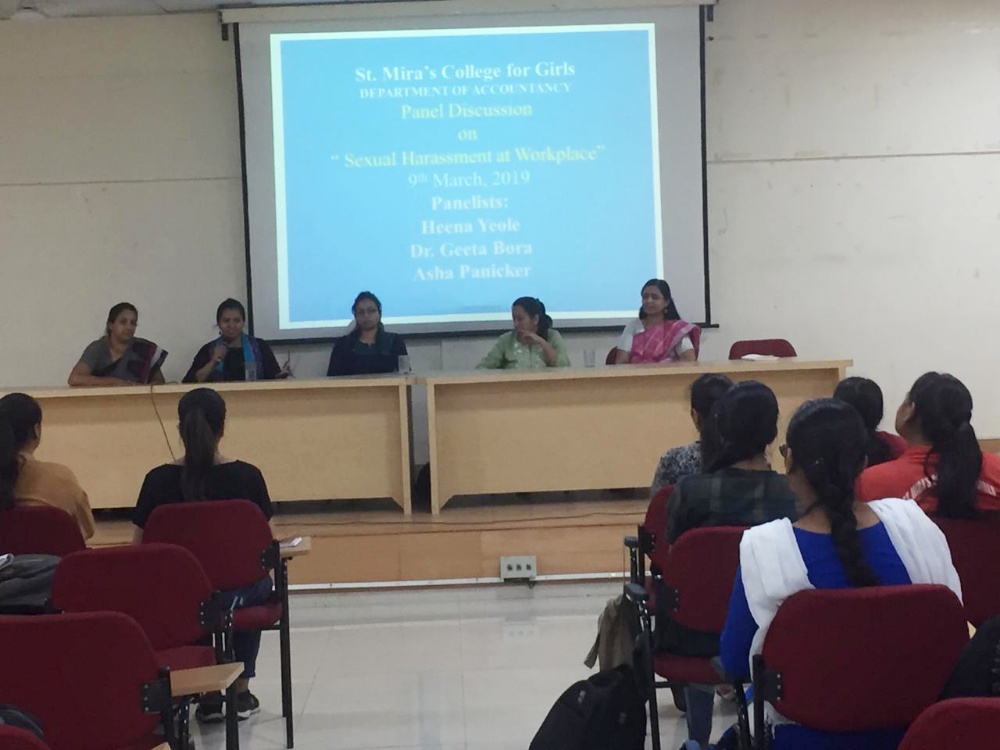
[327,291,408,377]
[184,299,291,383]
[132,388,272,723]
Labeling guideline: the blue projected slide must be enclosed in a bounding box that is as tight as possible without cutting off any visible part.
[271,25,661,329]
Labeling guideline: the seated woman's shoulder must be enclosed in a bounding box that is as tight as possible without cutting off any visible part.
[229,459,265,478]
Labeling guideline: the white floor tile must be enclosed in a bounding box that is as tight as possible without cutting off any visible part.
[190,583,689,750]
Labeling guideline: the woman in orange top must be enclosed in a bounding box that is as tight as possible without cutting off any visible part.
[856,372,1000,516]
[0,393,95,539]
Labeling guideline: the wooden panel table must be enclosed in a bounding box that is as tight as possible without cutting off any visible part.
[7,376,412,512]
[423,359,851,513]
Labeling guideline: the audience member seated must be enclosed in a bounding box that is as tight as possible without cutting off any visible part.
[856,372,1000,516]
[650,374,733,496]
[614,279,700,364]
[131,387,273,723]
[0,393,94,539]
[664,380,798,748]
[327,291,408,377]
[477,296,570,369]
[719,398,961,750]
[833,376,906,466]
[184,298,291,383]
[67,302,166,386]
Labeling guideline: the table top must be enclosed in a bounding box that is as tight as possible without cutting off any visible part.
[280,536,312,559]
[418,358,853,385]
[4,374,413,400]
[170,662,242,697]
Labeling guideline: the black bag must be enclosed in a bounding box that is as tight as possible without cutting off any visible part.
[529,665,646,750]
[0,554,58,614]
[939,614,1000,699]
[0,704,45,740]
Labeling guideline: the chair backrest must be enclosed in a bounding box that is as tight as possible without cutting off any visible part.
[143,499,274,590]
[605,347,618,366]
[0,506,86,556]
[899,698,1000,750]
[933,515,1000,627]
[728,339,797,360]
[661,525,746,632]
[761,585,968,732]
[642,486,673,574]
[0,726,50,750]
[51,543,215,650]
[0,612,163,750]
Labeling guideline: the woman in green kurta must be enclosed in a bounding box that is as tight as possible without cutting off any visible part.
[477,297,570,370]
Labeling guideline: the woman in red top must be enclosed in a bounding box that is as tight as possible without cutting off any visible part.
[856,372,1000,516]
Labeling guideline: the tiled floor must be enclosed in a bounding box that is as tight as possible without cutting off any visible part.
[189,582,738,750]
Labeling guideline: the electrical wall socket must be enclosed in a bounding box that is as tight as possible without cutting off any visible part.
[500,555,537,581]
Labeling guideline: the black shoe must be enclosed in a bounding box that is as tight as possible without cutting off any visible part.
[195,694,225,724]
[236,691,261,721]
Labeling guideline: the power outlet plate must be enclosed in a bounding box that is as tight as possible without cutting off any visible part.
[500,555,537,581]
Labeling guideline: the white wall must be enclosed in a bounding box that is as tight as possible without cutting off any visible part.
[702,0,1000,432]
[2,0,999,464]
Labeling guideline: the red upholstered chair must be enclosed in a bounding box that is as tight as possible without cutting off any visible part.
[751,585,969,749]
[899,698,1000,750]
[933,515,1000,627]
[143,500,293,749]
[0,612,176,750]
[605,347,619,365]
[728,339,797,360]
[625,525,748,750]
[50,543,237,750]
[626,486,674,585]
[0,725,51,750]
[0,505,85,556]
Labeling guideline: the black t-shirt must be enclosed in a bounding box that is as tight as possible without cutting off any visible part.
[183,338,282,383]
[326,330,407,377]
[132,460,273,528]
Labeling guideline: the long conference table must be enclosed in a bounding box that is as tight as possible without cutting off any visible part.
[423,359,850,512]
[16,376,413,512]
[8,359,848,515]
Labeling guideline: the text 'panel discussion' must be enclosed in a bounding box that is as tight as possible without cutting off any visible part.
[0,0,998,748]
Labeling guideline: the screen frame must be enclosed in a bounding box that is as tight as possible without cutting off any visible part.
[231,6,713,344]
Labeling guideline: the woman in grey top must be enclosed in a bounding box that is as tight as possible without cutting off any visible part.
[650,373,733,495]
[68,302,167,387]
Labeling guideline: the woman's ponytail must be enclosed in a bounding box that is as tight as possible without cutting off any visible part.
[177,389,227,502]
[934,421,981,519]
[908,373,981,518]
[787,399,877,588]
[0,394,43,511]
[0,417,17,511]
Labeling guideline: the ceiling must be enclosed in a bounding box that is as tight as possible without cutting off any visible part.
[0,0,374,20]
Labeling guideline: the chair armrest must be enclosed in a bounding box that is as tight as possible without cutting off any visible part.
[624,581,648,604]
[170,663,244,698]
[623,535,639,550]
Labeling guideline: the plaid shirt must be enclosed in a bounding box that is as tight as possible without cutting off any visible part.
[665,468,798,544]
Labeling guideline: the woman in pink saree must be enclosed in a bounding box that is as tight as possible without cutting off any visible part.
[615,279,700,364]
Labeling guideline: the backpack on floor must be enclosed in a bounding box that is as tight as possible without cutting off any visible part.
[529,664,646,750]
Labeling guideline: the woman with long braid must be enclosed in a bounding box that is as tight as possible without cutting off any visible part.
[718,399,961,750]
[857,372,1000,516]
